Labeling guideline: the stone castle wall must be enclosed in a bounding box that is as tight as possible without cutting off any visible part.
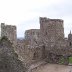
[25,29,41,46]
[68,31,72,47]
[16,39,25,61]
[22,17,68,65]
[23,29,44,65]
[23,46,42,65]
[0,17,72,66]
[40,17,64,48]
[1,23,17,46]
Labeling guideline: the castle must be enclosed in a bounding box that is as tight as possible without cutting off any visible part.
[0,23,17,46]
[0,17,72,67]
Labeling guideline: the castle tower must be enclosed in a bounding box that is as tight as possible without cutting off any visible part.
[68,30,72,47]
[1,23,17,47]
[40,17,64,48]
[0,23,2,37]
[1,23,5,37]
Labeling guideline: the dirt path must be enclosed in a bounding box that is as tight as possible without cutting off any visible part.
[31,64,72,72]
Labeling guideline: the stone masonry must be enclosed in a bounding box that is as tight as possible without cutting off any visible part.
[0,36,26,72]
[40,17,64,48]
[23,17,72,65]
[1,23,17,47]
[1,17,72,68]
[25,29,41,46]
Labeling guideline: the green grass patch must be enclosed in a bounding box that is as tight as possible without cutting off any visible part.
[59,57,65,64]
[69,57,72,63]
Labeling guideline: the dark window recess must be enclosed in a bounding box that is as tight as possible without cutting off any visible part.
[5,65,7,68]
[32,52,38,60]
[70,42,71,46]
[45,32,47,35]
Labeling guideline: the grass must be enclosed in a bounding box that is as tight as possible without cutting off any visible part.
[69,57,72,63]
[59,57,72,64]
[59,57,65,64]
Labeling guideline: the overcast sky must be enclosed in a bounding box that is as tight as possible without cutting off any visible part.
[0,0,72,37]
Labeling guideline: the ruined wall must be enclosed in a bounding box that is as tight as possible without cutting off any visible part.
[22,45,43,65]
[40,17,64,48]
[23,29,44,65]
[0,25,1,38]
[0,17,70,66]
[16,39,25,61]
[1,23,17,47]
[25,29,41,46]
[0,36,25,72]
[68,31,72,47]
[23,17,66,65]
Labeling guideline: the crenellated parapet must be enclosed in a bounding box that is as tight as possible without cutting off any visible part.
[40,17,63,24]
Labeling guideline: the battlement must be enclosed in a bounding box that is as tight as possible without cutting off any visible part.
[25,29,40,40]
[1,23,5,26]
[6,25,16,28]
[40,17,63,24]
[25,29,40,35]
[1,23,16,29]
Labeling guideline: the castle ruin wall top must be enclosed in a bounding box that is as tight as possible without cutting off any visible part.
[40,17,63,23]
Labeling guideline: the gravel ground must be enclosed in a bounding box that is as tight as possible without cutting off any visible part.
[32,64,72,72]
